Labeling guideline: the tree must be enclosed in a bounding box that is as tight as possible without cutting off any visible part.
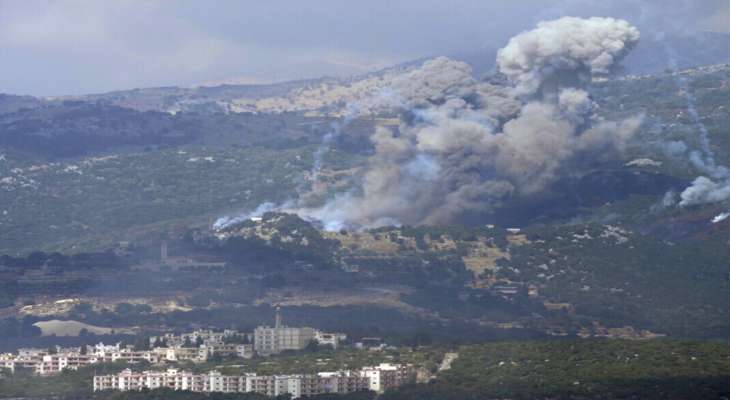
[114,302,135,314]
[409,332,432,349]
[153,338,167,348]
[135,336,151,351]
[304,340,321,353]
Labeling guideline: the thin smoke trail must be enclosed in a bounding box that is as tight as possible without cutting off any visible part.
[310,121,342,183]
[659,40,730,209]
[213,107,360,230]
[306,103,364,191]
[661,42,727,178]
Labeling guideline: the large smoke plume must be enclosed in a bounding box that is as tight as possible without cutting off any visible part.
[293,17,642,230]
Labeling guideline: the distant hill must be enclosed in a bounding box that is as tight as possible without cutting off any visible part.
[0,94,44,115]
[4,32,728,119]
[0,100,352,159]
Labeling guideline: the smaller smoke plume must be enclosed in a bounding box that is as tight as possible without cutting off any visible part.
[712,211,730,224]
[679,177,730,206]
[213,201,279,230]
[658,40,730,208]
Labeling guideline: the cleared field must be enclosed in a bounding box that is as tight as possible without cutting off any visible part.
[33,319,134,336]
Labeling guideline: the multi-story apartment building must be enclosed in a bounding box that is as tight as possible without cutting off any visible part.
[254,325,317,355]
[245,374,277,395]
[307,371,371,395]
[2,315,344,377]
[152,346,204,362]
[198,343,253,359]
[0,344,163,376]
[360,363,414,393]
[110,349,161,364]
[149,329,245,348]
[93,364,412,398]
[254,307,344,355]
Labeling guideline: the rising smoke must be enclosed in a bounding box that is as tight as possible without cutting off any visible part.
[656,43,730,207]
[213,201,280,230]
[293,17,643,230]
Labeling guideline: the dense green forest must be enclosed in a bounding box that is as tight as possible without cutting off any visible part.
[384,339,730,400]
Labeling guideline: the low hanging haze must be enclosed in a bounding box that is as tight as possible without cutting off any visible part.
[1,0,729,96]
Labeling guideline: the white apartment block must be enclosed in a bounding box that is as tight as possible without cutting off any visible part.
[0,345,162,376]
[149,329,244,348]
[360,363,413,393]
[201,343,254,359]
[1,340,255,376]
[93,364,412,398]
[1,317,341,377]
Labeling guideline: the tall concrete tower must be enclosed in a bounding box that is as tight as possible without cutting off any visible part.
[275,306,282,329]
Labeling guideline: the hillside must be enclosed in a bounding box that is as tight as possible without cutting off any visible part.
[3,61,730,252]
[2,57,730,346]
[385,339,730,400]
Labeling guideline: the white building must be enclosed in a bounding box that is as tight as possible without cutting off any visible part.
[314,331,347,349]
[254,307,345,355]
[152,346,204,363]
[0,343,163,376]
[201,343,253,359]
[254,307,317,355]
[150,329,245,348]
[360,363,414,393]
[93,364,412,398]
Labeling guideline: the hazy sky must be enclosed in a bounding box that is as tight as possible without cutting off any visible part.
[1,0,728,96]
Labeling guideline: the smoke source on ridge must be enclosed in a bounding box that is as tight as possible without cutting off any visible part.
[294,17,643,230]
[651,41,730,208]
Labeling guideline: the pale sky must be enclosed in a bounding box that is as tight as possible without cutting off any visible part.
[1,0,728,96]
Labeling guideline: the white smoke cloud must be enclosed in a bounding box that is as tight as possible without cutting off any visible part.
[292,17,643,230]
[496,17,640,96]
[213,201,280,230]
[679,177,730,207]
[712,211,730,224]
